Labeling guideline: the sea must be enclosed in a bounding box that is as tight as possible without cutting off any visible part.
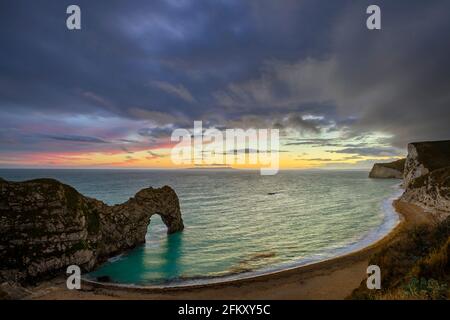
[0,169,401,286]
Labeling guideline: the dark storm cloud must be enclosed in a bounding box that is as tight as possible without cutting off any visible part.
[0,0,449,157]
[0,0,344,120]
[326,1,450,147]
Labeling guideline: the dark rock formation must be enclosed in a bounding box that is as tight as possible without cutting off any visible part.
[403,141,450,188]
[400,141,450,215]
[0,178,184,284]
[369,159,406,179]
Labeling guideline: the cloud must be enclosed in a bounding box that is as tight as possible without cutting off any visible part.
[128,108,190,126]
[328,147,403,157]
[120,146,134,154]
[222,148,287,155]
[138,127,175,138]
[301,158,333,162]
[221,113,324,135]
[193,164,231,168]
[212,58,337,110]
[150,80,196,103]
[284,138,337,147]
[323,158,403,170]
[82,91,117,111]
[1,1,450,166]
[328,1,450,147]
[147,150,167,159]
[42,134,109,144]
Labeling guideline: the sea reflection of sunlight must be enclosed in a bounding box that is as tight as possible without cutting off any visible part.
[141,214,184,281]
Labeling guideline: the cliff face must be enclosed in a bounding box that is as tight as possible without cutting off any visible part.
[400,141,450,215]
[0,178,184,284]
[369,159,405,179]
[403,141,450,188]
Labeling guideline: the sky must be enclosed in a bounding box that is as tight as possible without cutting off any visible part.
[0,0,449,169]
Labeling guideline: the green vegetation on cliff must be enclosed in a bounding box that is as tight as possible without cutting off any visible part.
[369,158,405,179]
[350,216,450,300]
[412,140,450,171]
[381,158,406,171]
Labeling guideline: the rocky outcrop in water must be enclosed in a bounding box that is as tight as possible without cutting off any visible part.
[369,159,405,179]
[0,178,184,284]
[400,141,450,215]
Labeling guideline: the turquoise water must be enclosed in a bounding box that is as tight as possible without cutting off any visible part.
[0,169,400,286]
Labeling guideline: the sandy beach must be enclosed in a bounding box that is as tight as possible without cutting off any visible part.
[25,200,430,300]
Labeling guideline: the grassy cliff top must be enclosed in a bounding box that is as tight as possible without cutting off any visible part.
[377,158,406,171]
[350,214,450,300]
[412,140,450,171]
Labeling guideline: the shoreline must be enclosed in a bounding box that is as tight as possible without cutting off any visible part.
[80,186,403,290]
[28,197,425,300]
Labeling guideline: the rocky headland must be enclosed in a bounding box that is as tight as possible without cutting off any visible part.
[400,141,450,215]
[369,158,405,179]
[352,140,450,299]
[0,178,184,286]
[369,141,450,217]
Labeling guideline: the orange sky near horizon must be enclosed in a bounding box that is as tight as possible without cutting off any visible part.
[0,147,400,170]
